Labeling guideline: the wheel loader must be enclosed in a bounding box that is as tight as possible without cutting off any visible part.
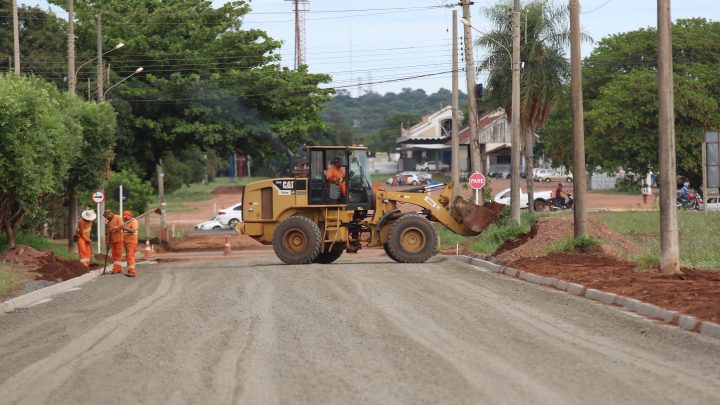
[236,146,505,264]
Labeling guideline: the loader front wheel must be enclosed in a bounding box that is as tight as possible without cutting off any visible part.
[386,215,437,263]
[313,249,344,264]
[273,216,322,264]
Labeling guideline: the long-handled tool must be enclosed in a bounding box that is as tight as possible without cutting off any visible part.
[102,207,162,274]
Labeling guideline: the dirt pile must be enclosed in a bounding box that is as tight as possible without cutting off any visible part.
[0,245,54,267]
[493,216,645,262]
[1,244,89,283]
[509,253,720,323]
[211,185,245,195]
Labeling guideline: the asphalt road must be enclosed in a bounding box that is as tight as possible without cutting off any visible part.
[1,256,720,405]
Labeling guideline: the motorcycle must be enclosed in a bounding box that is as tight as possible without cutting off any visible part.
[677,193,703,210]
[548,193,574,211]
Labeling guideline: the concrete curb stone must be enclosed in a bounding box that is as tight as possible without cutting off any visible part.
[678,315,699,331]
[470,258,502,273]
[554,279,569,291]
[700,322,720,338]
[502,267,519,277]
[585,289,618,305]
[566,283,586,296]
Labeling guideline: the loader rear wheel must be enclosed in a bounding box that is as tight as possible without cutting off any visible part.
[386,215,437,263]
[313,249,344,264]
[272,216,322,264]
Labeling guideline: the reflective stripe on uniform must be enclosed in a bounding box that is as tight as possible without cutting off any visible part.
[123,230,138,234]
[128,265,135,269]
[114,261,122,265]
[82,229,91,233]
[80,258,91,263]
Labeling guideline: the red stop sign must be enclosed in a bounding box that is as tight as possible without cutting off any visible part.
[469,172,486,190]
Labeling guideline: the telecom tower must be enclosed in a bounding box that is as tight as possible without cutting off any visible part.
[286,0,309,69]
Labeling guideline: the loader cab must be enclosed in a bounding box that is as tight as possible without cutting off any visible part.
[307,146,374,210]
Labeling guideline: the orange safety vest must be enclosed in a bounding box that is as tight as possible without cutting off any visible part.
[123,218,139,244]
[75,219,92,242]
[107,214,124,243]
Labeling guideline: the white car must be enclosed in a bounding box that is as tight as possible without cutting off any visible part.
[216,203,243,226]
[706,196,720,212]
[386,173,424,186]
[194,217,229,230]
[415,161,450,171]
[493,187,553,209]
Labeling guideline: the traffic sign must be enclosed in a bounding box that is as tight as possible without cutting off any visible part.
[469,172,486,190]
[92,190,105,204]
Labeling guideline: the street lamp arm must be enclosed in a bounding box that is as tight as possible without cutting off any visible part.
[103,67,143,98]
[75,42,124,76]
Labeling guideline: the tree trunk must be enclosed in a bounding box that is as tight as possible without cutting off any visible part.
[525,127,535,214]
[66,190,77,250]
[4,223,15,250]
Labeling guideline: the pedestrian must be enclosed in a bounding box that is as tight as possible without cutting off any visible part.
[75,209,96,268]
[103,209,124,274]
[122,210,139,277]
[641,183,652,204]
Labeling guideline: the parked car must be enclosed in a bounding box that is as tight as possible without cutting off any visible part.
[386,172,424,186]
[415,161,450,171]
[194,216,229,230]
[493,187,554,210]
[216,202,243,226]
[534,169,573,183]
[704,196,720,212]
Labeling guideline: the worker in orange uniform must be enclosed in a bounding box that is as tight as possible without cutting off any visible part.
[75,209,96,268]
[122,210,139,277]
[326,157,346,201]
[103,209,124,274]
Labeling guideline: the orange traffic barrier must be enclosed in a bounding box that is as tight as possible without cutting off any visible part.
[144,239,153,260]
[223,236,232,255]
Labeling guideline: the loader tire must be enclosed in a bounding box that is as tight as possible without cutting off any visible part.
[383,243,401,262]
[272,216,322,265]
[313,249,344,264]
[386,215,437,263]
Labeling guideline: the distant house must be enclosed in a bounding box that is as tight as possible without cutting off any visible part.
[396,107,515,176]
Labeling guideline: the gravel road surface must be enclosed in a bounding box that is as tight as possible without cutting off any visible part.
[1,256,719,404]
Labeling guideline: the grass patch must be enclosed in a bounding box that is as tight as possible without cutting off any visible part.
[0,269,23,296]
[589,188,638,195]
[437,211,538,255]
[595,211,720,269]
[633,254,660,272]
[549,236,598,254]
[0,233,77,260]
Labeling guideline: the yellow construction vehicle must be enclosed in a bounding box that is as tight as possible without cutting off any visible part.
[237,146,505,264]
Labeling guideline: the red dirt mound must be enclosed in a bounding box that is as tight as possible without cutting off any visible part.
[168,234,265,251]
[0,245,53,267]
[35,256,89,282]
[509,253,720,323]
[211,185,245,195]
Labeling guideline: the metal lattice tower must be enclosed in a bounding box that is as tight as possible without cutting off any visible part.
[286,0,309,69]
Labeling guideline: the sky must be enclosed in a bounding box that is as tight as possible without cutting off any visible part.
[22,0,720,95]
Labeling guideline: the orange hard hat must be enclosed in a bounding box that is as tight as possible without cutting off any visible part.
[123,210,134,218]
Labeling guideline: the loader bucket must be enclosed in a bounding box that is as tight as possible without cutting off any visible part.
[451,197,506,233]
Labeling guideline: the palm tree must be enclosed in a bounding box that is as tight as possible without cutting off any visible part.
[477,0,580,213]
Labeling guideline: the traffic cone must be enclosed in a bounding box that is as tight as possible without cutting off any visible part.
[144,240,153,260]
[223,236,232,255]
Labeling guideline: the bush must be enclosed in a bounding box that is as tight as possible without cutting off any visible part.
[549,236,598,254]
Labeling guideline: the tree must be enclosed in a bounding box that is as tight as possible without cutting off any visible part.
[50,0,333,179]
[0,74,82,248]
[547,18,720,184]
[477,0,576,213]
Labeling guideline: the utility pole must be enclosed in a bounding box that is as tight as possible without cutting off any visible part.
[451,10,461,202]
[12,0,20,74]
[510,0,522,225]
[157,160,166,243]
[96,13,104,103]
[68,0,76,94]
[657,0,680,274]
[462,0,483,204]
[570,0,588,237]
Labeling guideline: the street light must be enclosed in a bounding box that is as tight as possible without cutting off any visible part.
[103,67,143,98]
[75,42,124,76]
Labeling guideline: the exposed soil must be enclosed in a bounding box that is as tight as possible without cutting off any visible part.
[493,215,646,262]
[508,253,720,324]
[211,185,245,195]
[167,234,267,251]
[0,245,92,285]
[491,216,720,324]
